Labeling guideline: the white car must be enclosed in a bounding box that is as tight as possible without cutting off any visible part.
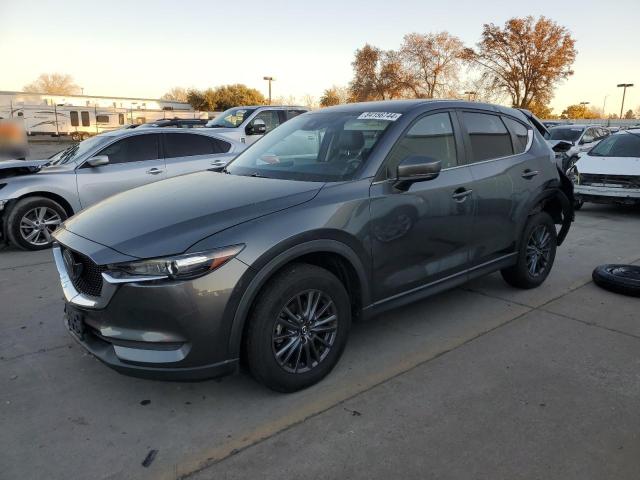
[205,106,308,146]
[546,124,610,171]
[570,129,640,208]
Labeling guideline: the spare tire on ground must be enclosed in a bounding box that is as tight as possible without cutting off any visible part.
[592,264,640,297]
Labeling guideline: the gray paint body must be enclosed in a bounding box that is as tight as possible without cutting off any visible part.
[51,100,572,380]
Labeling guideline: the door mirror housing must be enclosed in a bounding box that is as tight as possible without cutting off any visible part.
[246,118,267,135]
[581,135,594,145]
[86,155,109,167]
[394,155,442,190]
[551,140,573,153]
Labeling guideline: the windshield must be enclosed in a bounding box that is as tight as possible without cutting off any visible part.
[206,107,256,128]
[547,127,584,142]
[47,136,109,165]
[225,111,396,182]
[589,132,640,157]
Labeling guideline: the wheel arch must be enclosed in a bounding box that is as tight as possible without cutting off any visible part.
[228,239,370,359]
[11,191,75,218]
[518,184,573,249]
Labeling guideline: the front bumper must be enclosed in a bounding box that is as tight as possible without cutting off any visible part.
[575,184,640,204]
[53,239,252,381]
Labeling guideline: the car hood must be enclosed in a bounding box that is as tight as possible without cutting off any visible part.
[0,159,49,178]
[576,154,640,176]
[61,171,323,259]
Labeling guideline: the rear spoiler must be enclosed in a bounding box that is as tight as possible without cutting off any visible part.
[517,109,549,138]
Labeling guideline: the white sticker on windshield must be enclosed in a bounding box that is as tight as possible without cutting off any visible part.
[357,112,402,121]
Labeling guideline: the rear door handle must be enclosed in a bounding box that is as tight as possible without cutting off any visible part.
[452,188,473,201]
[521,169,540,179]
[146,168,164,175]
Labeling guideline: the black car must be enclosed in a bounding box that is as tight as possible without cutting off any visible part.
[139,118,208,128]
[52,100,574,392]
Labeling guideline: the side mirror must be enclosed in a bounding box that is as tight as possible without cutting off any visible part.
[581,135,594,145]
[394,155,441,190]
[86,155,109,167]
[246,118,267,135]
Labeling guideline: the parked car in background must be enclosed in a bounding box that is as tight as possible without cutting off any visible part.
[0,128,243,250]
[545,124,609,171]
[137,118,208,129]
[206,105,308,145]
[543,121,563,128]
[569,128,640,208]
[52,100,574,392]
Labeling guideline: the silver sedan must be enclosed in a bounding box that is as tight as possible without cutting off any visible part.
[0,128,244,250]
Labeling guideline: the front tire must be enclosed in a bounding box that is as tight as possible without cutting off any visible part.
[6,197,67,250]
[245,263,351,392]
[501,212,557,289]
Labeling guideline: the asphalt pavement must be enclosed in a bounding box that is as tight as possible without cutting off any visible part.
[1,194,639,479]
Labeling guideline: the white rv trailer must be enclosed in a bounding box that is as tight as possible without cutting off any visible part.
[0,104,209,141]
[0,91,210,140]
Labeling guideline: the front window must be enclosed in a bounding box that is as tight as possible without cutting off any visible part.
[547,127,584,142]
[47,136,109,165]
[225,111,396,182]
[589,132,640,157]
[206,107,257,128]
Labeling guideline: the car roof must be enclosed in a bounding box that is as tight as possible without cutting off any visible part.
[315,99,529,119]
[235,105,308,110]
[98,127,240,143]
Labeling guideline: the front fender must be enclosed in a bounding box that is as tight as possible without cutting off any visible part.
[227,238,371,358]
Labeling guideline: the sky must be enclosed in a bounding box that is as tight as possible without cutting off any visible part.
[0,0,638,115]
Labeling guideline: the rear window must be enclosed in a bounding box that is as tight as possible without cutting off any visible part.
[503,117,530,154]
[548,127,583,142]
[164,133,229,157]
[463,112,513,162]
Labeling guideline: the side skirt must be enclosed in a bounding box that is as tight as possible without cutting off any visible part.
[362,252,518,320]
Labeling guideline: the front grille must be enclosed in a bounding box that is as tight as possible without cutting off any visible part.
[62,247,106,297]
[580,173,640,189]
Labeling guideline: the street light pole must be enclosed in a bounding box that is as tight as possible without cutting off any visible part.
[263,76,275,105]
[617,83,634,120]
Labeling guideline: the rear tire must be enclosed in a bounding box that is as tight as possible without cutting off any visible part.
[245,263,351,392]
[501,212,557,289]
[6,197,67,250]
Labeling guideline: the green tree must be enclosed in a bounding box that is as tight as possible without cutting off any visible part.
[212,84,266,111]
[624,109,635,119]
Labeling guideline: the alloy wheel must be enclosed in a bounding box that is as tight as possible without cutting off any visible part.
[526,224,552,277]
[272,289,338,374]
[19,207,62,246]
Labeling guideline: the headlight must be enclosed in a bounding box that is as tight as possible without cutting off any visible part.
[106,244,244,281]
[567,165,580,184]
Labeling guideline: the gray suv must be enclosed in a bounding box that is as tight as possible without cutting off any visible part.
[52,100,574,392]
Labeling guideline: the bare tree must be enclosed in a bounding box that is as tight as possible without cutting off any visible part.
[464,16,577,109]
[400,32,466,98]
[23,73,80,95]
[161,87,189,103]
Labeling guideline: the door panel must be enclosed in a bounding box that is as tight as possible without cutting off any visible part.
[370,111,474,301]
[370,169,475,300]
[76,134,165,208]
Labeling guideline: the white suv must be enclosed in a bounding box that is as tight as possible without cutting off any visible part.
[546,124,610,171]
[205,106,308,146]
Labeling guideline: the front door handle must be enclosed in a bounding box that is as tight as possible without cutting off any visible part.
[146,168,164,175]
[521,169,540,179]
[452,188,473,201]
